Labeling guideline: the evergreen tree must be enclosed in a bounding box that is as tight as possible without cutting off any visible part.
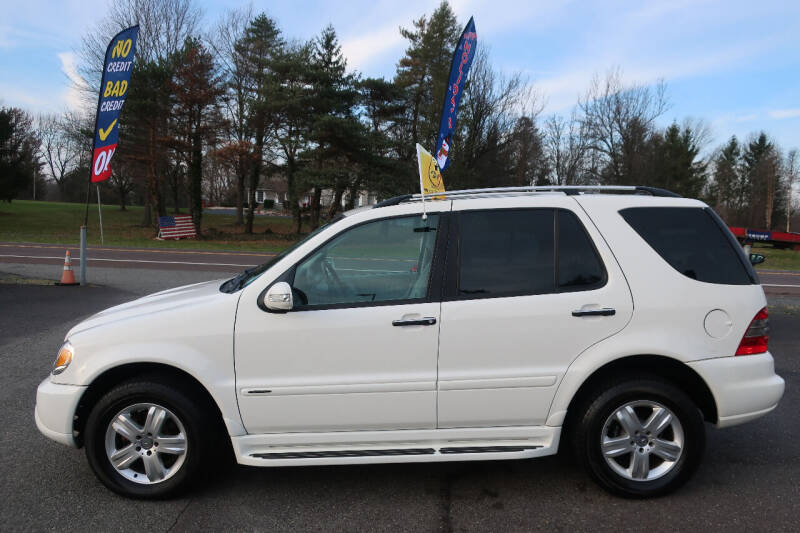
[711,136,741,220]
[267,43,315,234]
[506,116,548,186]
[120,60,173,228]
[0,107,40,202]
[743,132,782,228]
[303,25,362,226]
[395,1,461,155]
[237,13,284,234]
[651,122,707,198]
[169,37,225,234]
[358,77,412,200]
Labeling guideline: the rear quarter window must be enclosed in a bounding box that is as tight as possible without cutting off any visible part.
[619,206,755,285]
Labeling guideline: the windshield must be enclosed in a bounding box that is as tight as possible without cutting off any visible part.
[219,215,344,293]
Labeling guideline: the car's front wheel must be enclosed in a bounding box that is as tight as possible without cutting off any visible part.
[84,377,209,499]
[573,376,705,498]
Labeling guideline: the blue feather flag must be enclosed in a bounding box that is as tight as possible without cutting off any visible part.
[434,17,477,171]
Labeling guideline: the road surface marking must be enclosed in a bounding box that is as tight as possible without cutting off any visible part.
[0,254,256,268]
[0,243,276,258]
[761,284,800,288]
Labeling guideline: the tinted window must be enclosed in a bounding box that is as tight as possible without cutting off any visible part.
[293,215,439,306]
[458,210,554,296]
[620,207,753,285]
[558,210,605,289]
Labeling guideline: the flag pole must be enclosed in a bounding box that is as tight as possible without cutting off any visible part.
[81,43,104,287]
[80,182,92,286]
[96,185,105,245]
[416,143,427,220]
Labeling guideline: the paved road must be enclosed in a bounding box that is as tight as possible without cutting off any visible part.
[0,242,275,273]
[759,269,800,296]
[0,273,798,531]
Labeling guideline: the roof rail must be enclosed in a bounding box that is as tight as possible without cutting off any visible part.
[502,185,682,198]
[373,194,413,208]
[374,185,681,207]
[632,186,682,198]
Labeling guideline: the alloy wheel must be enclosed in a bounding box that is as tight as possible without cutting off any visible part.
[104,402,188,484]
[600,400,684,481]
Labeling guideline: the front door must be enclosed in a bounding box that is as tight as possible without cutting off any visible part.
[437,198,633,428]
[235,213,445,434]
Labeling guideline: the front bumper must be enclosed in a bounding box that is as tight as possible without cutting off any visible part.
[688,352,785,428]
[34,377,86,447]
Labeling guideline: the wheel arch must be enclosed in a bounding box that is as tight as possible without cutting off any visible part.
[559,354,718,435]
[73,362,231,449]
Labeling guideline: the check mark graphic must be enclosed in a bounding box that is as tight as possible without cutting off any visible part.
[98,119,117,141]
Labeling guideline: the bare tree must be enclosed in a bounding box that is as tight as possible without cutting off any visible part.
[763,150,781,229]
[108,152,137,210]
[544,112,591,185]
[448,46,542,189]
[579,68,669,184]
[210,5,254,225]
[37,114,79,200]
[78,0,204,94]
[786,149,798,232]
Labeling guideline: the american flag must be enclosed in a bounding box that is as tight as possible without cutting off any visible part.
[158,215,196,239]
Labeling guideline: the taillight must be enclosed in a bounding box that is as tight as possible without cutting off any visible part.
[735,307,769,355]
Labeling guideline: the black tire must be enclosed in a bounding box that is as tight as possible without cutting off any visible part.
[571,376,705,498]
[84,376,211,499]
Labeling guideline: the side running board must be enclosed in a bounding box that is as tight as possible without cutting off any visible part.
[440,446,539,454]
[251,445,540,460]
[252,448,435,459]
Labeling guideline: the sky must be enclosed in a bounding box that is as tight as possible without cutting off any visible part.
[1,0,799,154]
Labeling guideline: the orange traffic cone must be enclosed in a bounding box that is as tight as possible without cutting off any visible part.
[55,250,79,286]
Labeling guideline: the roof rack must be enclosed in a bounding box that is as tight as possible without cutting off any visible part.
[374,185,681,208]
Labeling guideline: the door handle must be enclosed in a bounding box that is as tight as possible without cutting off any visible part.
[572,308,616,317]
[392,317,437,326]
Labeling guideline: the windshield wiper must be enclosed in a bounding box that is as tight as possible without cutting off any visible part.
[220,266,258,293]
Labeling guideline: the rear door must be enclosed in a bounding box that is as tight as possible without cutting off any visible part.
[437,196,633,428]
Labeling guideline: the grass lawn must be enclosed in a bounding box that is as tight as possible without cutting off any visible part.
[0,200,307,252]
[752,243,800,272]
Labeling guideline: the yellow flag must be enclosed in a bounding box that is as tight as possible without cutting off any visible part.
[416,143,445,196]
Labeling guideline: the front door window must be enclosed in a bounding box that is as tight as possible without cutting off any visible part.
[293,215,439,307]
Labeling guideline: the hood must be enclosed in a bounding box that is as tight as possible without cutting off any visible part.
[66,278,231,339]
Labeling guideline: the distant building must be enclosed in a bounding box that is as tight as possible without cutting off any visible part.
[248,176,379,210]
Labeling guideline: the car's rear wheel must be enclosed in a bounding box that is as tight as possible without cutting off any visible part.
[572,376,705,498]
[84,377,209,499]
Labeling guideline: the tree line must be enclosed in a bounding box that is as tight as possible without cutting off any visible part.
[2,0,798,234]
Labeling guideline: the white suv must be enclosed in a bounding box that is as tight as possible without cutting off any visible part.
[35,186,785,498]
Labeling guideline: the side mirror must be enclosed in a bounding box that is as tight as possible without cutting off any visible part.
[749,253,766,266]
[262,281,293,312]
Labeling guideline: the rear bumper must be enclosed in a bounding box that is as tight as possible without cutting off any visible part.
[34,377,86,447]
[688,352,785,428]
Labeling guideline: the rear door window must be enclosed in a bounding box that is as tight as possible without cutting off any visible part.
[620,207,755,285]
[558,210,605,290]
[452,208,606,299]
[458,209,554,297]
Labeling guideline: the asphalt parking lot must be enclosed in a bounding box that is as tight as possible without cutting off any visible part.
[1,269,798,531]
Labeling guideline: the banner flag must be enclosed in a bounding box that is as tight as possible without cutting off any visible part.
[417,143,445,196]
[434,17,477,171]
[90,25,139,183]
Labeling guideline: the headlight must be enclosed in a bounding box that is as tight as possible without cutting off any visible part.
[53,341,74,375]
